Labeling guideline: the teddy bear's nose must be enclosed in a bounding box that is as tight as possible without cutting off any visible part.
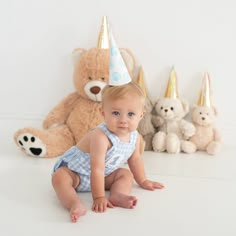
[202,117,205,120]
[164,109,168,112]
[90,86,101,95]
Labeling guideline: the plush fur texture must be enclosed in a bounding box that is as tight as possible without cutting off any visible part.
[152,97,195,153]
[137,97,155,151]
[182,105,222,155]
[14,47,136,158]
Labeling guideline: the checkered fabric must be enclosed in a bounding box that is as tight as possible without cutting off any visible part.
[52,123,138,192]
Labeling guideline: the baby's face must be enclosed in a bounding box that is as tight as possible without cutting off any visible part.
[101,93,144,139]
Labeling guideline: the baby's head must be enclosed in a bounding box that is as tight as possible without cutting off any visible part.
[102,82,145,107]
[101,82,145,134]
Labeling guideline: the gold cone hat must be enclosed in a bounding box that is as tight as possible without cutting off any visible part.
[97,16,109,49]
[164,67,179,99]
[135,66,148,97]
[197,72,213,107]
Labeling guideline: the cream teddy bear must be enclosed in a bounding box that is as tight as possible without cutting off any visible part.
[138,97,156,151]
[152,68,195,153]
[14,17,137,158]
[182,73,222,155]
[135,67,156,151]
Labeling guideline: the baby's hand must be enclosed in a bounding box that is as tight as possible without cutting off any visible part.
[92,196,114,213]
[140,180,164,191]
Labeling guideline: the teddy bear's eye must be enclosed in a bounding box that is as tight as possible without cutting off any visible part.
[101,77,105,81]
[88,76,92,80]
[171,107,174,110]
[161,106,163,110]
[199,112,202,115]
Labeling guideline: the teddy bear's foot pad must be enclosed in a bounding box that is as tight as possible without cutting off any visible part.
[17,133,47,157]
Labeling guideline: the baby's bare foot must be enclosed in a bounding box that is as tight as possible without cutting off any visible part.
[109,193,138,209]
[70,203,87,223]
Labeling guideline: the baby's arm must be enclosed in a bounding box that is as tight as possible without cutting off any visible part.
[128,135,164,190]
[90,129,114,212]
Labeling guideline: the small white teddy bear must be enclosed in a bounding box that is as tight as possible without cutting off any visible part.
[152,68,195,153]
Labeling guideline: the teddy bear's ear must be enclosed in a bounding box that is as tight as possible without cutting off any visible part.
[120,48,136,75]
[191,104,198,111]
[72,48,86,67]
[212,106,218,116]
[181,98,189,114]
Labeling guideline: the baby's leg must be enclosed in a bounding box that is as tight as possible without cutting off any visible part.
[52,167,87,222]
[105,168,137,209]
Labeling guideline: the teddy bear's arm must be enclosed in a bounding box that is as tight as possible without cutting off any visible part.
[213,127,222,142]
[179,119,196,139]
[43,92,80,129]
[151,115,164,128]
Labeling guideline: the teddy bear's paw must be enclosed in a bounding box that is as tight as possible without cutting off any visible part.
[16,133,47,157]
[181,141,196,153]
[182,125,196,139]
[207,141,221,155]
[152,132,166,152]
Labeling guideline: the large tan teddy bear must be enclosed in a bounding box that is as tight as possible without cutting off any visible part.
[152,68,195,153]
[14,17,137,158]
[182,73,222,155]
[14,47,136,158]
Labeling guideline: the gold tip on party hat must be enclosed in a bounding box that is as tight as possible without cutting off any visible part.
[164,67,179,99]
[197,72,213,107]
[97,16,109,49]
[135,66,148,97]
[109,31,132,86]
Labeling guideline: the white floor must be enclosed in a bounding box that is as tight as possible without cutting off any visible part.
[1,119,236,236]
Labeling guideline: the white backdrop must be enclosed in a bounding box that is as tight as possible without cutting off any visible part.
[1,0,235,142]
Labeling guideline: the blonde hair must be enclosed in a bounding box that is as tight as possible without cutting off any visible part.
[102,82,145,106]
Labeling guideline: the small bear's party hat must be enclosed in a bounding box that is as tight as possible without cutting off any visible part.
[135,66,148,97]
[164,67,179,99]
[109,31,132,86]
[97,16,109,49]
[197,72,213,107]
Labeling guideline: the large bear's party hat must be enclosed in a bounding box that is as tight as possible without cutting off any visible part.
[197,72,213,107]
[164,67,179,99]
[97,16,109,49]
[109,31,132,86]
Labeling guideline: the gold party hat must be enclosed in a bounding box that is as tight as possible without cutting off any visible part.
[197,72,213,107]
[97,16,109,49]
[135,66,148,97]
[164,67,179,99]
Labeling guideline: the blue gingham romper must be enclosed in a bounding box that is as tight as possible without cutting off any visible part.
[53,123,138,192]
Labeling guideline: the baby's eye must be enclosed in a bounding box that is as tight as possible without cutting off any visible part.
[128,112,135,117]
[112,111,120,116]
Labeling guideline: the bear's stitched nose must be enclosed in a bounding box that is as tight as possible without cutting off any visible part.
[202,117,205,120]
[164,109,168,112]
[90,86,101,95]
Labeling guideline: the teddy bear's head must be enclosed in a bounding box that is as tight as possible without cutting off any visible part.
[191,105,217,126]
[72,47,136,102]
[73,48,109,102]
[154,97,189,120]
